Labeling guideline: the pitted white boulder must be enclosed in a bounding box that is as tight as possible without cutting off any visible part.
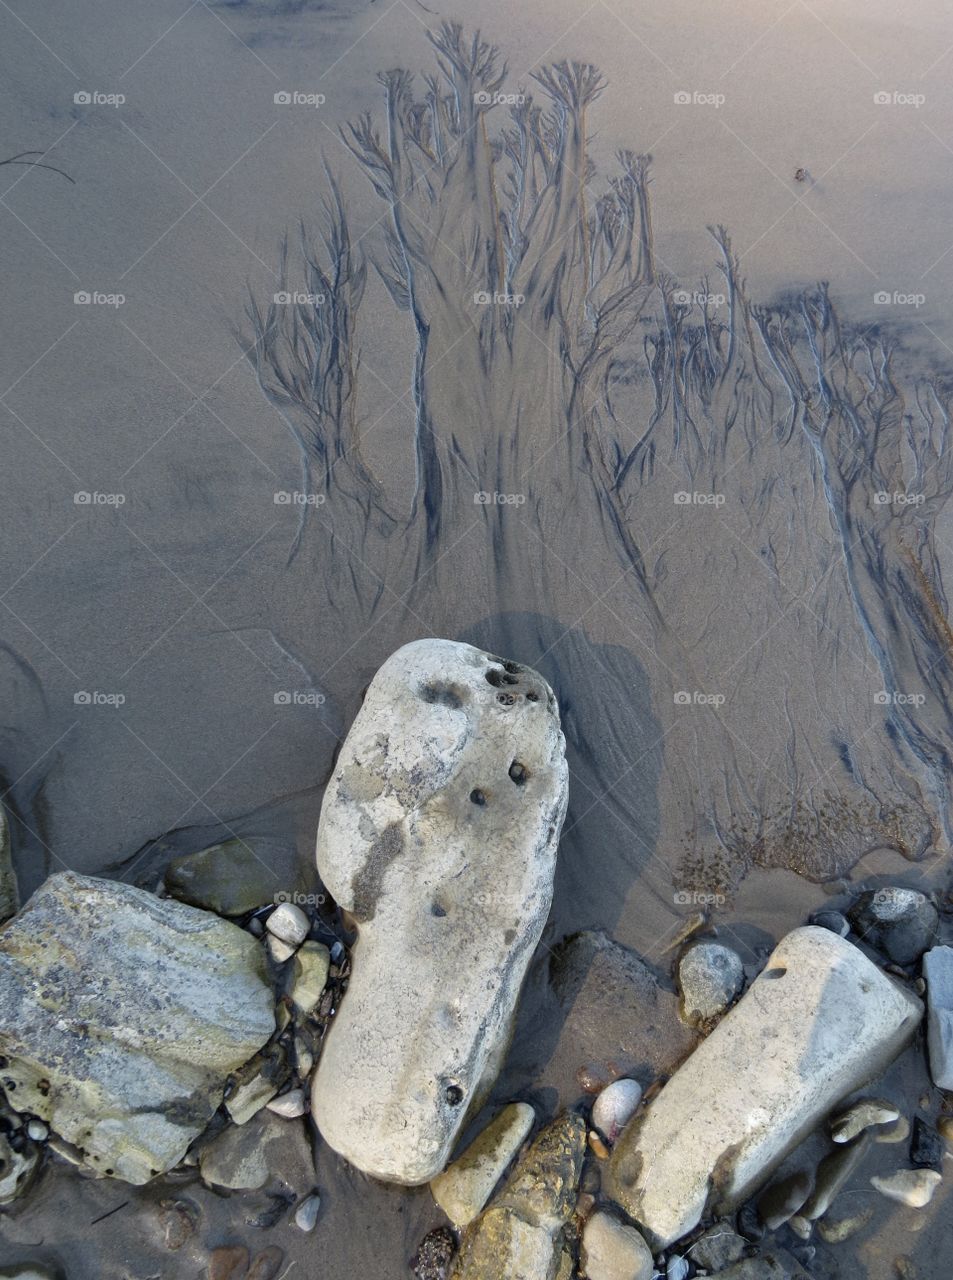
[311,639,568,1184]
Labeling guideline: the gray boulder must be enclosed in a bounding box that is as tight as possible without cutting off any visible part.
[311,640,568,1184]
[606,927,922,1249]
[847,887,938,964]
[923,945,953,1089]
[0,872,275,1183]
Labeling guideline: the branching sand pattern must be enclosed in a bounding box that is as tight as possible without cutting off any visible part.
[248,23,953,892]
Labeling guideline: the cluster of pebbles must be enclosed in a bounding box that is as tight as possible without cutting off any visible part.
[408,884,951,1280]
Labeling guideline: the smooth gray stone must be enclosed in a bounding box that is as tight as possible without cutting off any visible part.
[923,946,953,1089]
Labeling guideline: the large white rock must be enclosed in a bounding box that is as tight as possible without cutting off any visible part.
[606,927,922,1249]
[311,640,568,1184]
[0,872,275,1184]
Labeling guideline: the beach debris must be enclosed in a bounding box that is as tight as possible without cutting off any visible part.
[677,941,744,1028]
[0,872,274,1184]
[450,1113,585,1280]
[311,640,568,1184]
[606,926,923,1248]
[431,1102,535,1227]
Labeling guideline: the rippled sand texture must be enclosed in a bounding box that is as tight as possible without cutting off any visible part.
[249,23,953,896]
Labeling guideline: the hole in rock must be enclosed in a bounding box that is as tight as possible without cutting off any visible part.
[485,667,519,688]
[497,693,517,707]
[470,789,487,806]
[444,1083,464,1106]
[509,761,529,785]
[762,966,787,979]
[503,661,522,675]
[525,691,539,702]
[431,902,447,917]
[419,681,464,709]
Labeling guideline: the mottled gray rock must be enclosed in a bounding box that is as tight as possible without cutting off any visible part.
[677,941,744,1028]
[687,1222,746,1271]
[164,838,288,917]
[312,640,568,1184]
[450,1113,586,1280]
[0,872,275,1183]
[549,931,698,1089]
[580,1211,653,1280]
[847,888,938,964]
[0,806,17,923]
[431,1102,535,1227]
[606,927,922,1249]
[592,1079,642,1145]
[199,1110,313,1193]
[923,946,953,1089]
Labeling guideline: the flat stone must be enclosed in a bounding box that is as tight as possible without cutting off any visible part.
[290,941,330,1015]
[580,1211,653,1280]
[686,1222,746,1271]
[164,838,289,917]
[199,1110,312,1192]
[606,927,922,1249]
[312,640,568,1184]
[549,931,698,1090]
[450,1113,586,1280]
[870,1167,941,1207]
[0,872,275,1184]
[923,946,953,1089]
[847,888,938,965]
[431,1102,535,1227]
[677,941,744,1028]
[266,902,309,946]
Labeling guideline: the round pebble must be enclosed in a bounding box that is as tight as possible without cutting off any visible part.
[266,902,309,947]
[678,941,744,1027]
[581,1211,654,1280]
[267,1088,307,1119]
[592,1078,642,1145]
[294,1192,321,1232]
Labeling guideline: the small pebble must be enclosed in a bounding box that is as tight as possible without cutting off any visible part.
[817,1207,874,1244]
[581,1211,654,1280]
[25,1121,48,1142]
[876,1115,911,1144]
[667,1255,690,1280]
[267,1088,307,1119]
[592,1078,642,1145]
[267,935,297,965]
[677,941,744,1027]
[294,1191,321,1231]
[588,1130,610,1160]
[788,1214,812,1239]
[330,940,345,964]
[247,1246,284,1280]
[871,1168,942,1207]
[938,1116,953,1145]
[208,1245,249,1280]
[266,902,309,947]
[411,1227,456,1280]
[576,1191,596,1220]
[910,1117,942,1171]
[830,1098,899,1144]
[810,910,850,937]
[249,917,264,937]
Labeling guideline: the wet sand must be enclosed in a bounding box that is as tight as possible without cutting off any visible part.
[2,0,953,1275]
